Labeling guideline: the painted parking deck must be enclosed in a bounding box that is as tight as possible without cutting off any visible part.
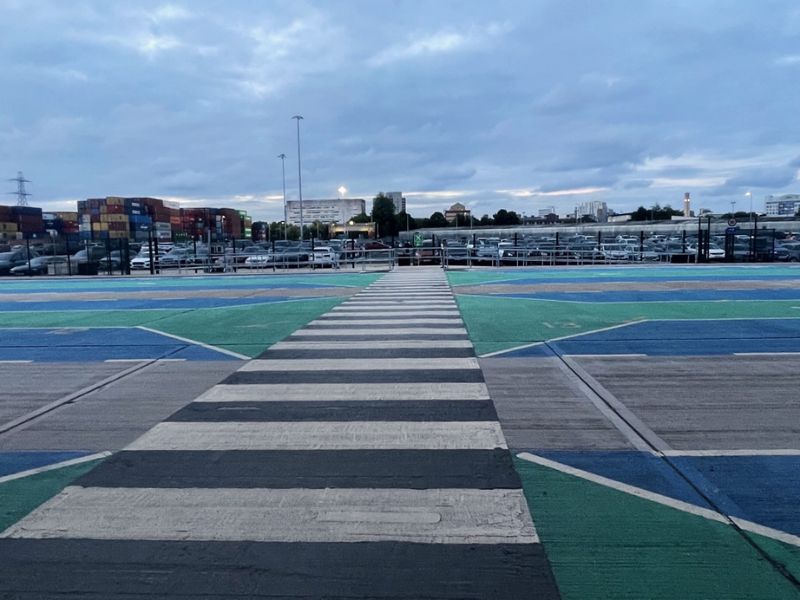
[0,327,239,361]
[453,265,800,597]
[0,269,561,598]
[1,265,799,597]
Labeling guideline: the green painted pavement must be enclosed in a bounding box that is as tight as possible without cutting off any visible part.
[152,297,346,356]
[455,294,800,355]
[0,459,104,532]
[0,297,347,358]
[749,535,800,584]
[514,457,800,599]
[447,265,800,287]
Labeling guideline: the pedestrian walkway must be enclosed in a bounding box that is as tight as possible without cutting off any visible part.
[0,268,560,598]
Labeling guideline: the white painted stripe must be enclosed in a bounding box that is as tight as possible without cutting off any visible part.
[562,353,648,359]
[330,309,460,315]
[343,299,455,304]
[663,448,800,457]
[136,326,249,360]
[268,340,474,350]
[731,517,800,548]
[733,352,800,356]
[0,452,112,484]
[196,382,490,402]
[309,318,463,326]
[0,360,33,364]
[480,342,544,358]
[291,327,467,336]
[547,320,648,343]
[4,487,537,544]
[334,306,458,312]
[516,452,728,523]
[104,359,149,363]
[241,357,480,371]
[127,421,507,451]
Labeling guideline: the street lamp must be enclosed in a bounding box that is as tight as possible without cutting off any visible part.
[292,115,304,241]
[745,191,753,222]
[278,153,288,240]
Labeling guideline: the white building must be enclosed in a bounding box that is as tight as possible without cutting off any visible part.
[765,194,800,216]
[577,200,609,222]
[384,192,406,213]
[286,198,365,226]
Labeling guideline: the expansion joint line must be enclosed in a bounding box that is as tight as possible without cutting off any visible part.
[0,345,190,438]
[543,340,800,590]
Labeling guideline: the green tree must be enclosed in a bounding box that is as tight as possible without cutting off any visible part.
[480,214,493,226]
[371,192,398,237]
[395,210,416,232]
[428,212,449,228]
[351,211,371,223]
[493,209,521,225]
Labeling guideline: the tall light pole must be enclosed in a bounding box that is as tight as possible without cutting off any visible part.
[292,115,304,241]
[278,153,288,240]
[745,191,752,222]
[731,199,737,216]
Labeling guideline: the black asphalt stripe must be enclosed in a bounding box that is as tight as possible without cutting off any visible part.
[257,347,476,359]
[75,449,521,489]
[168,400,498,422]
[0,539,561,599]
[304,322,466,329]
[285,334,470,342]
[222,369,485,385]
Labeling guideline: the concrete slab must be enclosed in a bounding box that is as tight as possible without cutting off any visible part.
[576,355,800,450]
[480,357,635,451]
[125,421,508,450]
[0,361,240,452]
[5,487,539,544]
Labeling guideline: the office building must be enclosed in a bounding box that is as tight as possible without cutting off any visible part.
[286,198,366,226]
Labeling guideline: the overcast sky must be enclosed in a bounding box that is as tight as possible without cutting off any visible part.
[2,0,800,221]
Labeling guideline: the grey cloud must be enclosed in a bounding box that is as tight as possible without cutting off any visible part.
[724,166,798,189]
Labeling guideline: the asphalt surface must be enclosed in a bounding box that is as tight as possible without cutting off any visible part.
[0,265,799,598]
[0,270,560,599]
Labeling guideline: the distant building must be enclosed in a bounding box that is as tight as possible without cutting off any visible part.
[384,192,406,213]
[577,200,608,223]
[683,192,692,217]
[286,198,365,226]
[444,202,470,224]
[765,194,800,216]
[538,207,556,217]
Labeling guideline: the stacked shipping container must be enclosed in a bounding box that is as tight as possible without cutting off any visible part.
[76,197,250,242]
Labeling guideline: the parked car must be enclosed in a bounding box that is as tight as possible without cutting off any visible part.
[415,240,441,265]
[0,248,40,275]
[311,246,338,267]
[10,255,67,276]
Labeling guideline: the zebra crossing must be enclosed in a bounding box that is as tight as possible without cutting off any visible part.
[0,269,560,598]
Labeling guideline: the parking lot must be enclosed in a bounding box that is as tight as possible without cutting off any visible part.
[0,264,798,598]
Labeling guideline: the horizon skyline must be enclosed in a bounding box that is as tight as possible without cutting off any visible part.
[3,2,799,221]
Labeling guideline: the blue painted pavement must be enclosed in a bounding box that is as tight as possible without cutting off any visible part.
[676,455,800,536]
[0,328,238,362]
[0,296,300,312]
[502,319,800,357]
[528,451,800,538]
[496,289,800,302]
[0,452,93,477]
